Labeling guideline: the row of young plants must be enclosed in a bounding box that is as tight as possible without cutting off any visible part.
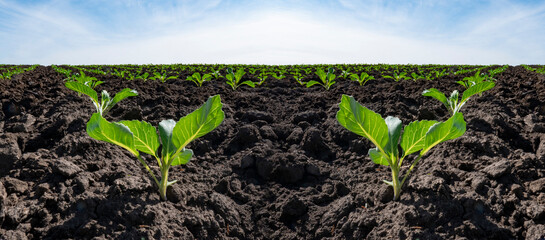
[64,66,495,201]
[522,65,545,75]
[53,64,507,90]
[0,65,38,80]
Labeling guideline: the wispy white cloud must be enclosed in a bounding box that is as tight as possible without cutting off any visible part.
[0,0,543,64]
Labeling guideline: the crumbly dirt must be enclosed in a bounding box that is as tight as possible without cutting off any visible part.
[1,65,545,239]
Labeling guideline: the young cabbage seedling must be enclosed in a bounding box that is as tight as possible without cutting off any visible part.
[272,72,286,80]
[86,95,224,201]
[422,81,495,116]
[136,72,150,81]
[350,72,375,86]
[209,68,224,80]
[340,69,352,79]
[225,67,255,90]
[291,70,306,86]
[410,72,422,82]
[383,71,410,82]
[186,72,212,87]
[151,72,177,83]
[456,70,493,89]
[71,70,103,89]
[257,71,268,86]
[65,81,138,116]
[337,95,466,201]
[307,67,336,90]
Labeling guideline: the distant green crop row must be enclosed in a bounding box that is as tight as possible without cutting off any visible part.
[52,64,509,90]
[522,65,545,74]
[0,65,38,80]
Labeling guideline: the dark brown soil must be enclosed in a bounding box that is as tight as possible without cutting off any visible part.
[1,66,545,239]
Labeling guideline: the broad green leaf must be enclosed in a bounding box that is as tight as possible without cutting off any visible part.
[461,81,495,103]
[86,113,138,157]
[172,95,225,151]
[336,95,388,153]
[235,69,245,81]
[226,81,235,89]
[226,74,234,81]
[119,120,159,157]
[421,112,466,155]
[306,80,321,87]
[369,148,389,166]
[171,148,193,166]
[159,119,177,162]
[422,88,448,107]
[400,120,438,157]
[111,88,138,106]
[384,116,402,159]
[241,81,256,88]
[326,81,336,90]
[328,73,336,81]
[65,81,98,103]
[315,69,326,82]
[456,80,468,88]
[349,74,360,82]
[202,74,212,81]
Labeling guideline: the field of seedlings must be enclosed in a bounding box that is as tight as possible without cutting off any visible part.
[1,64,545,239]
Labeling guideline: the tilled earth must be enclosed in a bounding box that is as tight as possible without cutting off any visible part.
[1,66,545,239]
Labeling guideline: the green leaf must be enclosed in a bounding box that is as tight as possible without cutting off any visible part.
[86,113,138,157]
[159,119,177,162]
[119,120,160,157]
[461,81,495,103]
[241,80,256,88]
[456,80,468,88]
[315,69,326,82]
[110,88,138,108]
[172,95,225,152]
[422,88,448,107]
[235,69,245,81]
[306,80,321,87]
[349,74,360,82]
[65,81,98,103]
[226,74,234,82]
[421,112,466,155]
[171,148,193,166]
[94,81,104,88]
[328,72,336,81]
[400,120,438,157]
[336,95,389,153]
[202,74,212,81]
[369,148,389,166]
[384,116,402,159]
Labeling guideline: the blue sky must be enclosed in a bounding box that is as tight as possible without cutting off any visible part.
[0,0,544,65]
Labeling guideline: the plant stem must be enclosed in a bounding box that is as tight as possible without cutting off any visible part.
[159,167,169,201]
[391,166,402,201]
